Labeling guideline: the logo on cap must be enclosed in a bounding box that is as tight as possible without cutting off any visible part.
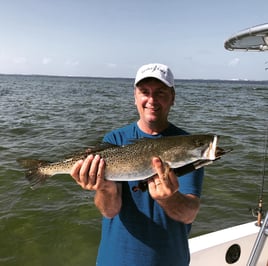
[134,63,174,88]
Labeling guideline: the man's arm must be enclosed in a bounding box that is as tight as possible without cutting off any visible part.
[157,192,200,224]
[148,157,201,224]
[94,182,122,218]
[71,155,122,218]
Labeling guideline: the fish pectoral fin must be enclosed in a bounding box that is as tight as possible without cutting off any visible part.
[86,142,119,153]
[132,180,148,192]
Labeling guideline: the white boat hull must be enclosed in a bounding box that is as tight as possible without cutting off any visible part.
[189,221,268,265]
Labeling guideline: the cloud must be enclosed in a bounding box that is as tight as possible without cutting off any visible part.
[42,57,52,65]
[65,60,79,66]
[13,57,27,64]
[228,58,240,67]
[105,63,117,68]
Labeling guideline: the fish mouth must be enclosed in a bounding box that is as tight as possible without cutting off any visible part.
[204,135,218,160]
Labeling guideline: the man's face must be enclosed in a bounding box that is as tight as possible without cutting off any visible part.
[134,78,175,125]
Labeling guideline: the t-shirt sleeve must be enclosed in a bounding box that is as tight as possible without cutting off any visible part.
[103,132,117,145]
[178,168,204,198]
[103,124,135,146]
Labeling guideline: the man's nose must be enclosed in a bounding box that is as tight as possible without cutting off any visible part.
[147,93,157,103]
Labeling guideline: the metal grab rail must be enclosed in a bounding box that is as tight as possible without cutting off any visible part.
[247,212,268,266]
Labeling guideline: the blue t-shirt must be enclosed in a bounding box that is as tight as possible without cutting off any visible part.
[96,122,204,266]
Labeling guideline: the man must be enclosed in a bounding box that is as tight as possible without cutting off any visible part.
[71,63,204,266]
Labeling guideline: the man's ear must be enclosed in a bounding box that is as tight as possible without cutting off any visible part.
[134,89,137,105]
[171,87,175,105]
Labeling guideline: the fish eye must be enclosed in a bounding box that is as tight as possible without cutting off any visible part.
[194,140,205,146]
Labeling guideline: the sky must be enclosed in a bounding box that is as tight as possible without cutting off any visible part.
[1,0,268,80]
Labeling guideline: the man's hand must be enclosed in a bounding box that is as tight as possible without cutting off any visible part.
[148,157,200,223]
[148,157,179,200]
[71,154,117,193]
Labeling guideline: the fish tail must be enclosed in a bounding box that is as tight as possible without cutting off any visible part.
[17,159,52,189]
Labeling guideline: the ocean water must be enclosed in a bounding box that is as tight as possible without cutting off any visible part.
[0,74,267,266]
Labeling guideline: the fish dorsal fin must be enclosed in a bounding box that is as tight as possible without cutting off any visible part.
[85,142,119,154]
[126,137,158,145]
[62,143,120,161]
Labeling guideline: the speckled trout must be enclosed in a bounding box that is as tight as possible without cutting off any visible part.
[18,134,229,188]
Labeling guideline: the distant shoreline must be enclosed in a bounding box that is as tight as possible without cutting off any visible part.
[1,73,268,83]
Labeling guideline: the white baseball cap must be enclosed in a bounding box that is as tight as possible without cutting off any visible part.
[134,63,174,88]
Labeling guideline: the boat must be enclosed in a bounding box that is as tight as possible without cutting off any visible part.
[189,23,268,266]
